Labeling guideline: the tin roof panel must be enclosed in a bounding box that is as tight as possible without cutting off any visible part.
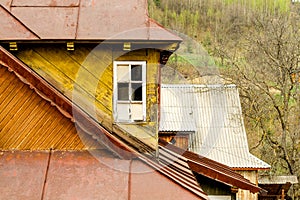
[11,7,78,39]
[160,84,270,169]
[0,0,11,9]
[160,85,196,132]
[0,151,49,200]
[0,5,39,40]
[77,0,148,40]
[259,175,298,185]
[0,0,181,41]
[0,150,207,200]
[11,0,79,7]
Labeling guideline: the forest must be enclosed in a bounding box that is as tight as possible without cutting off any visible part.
[148,0,300,198]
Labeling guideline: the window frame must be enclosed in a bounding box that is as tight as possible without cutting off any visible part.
[113,61,147,122]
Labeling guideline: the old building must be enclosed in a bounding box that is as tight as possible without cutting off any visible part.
[0,0,265,199]
[159,84,271,199]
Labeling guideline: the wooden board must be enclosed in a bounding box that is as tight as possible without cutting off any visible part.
[13,44,162,151]
[0,66,102,150]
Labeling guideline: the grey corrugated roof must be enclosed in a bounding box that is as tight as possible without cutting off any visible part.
[160,85,196,132]
[259,175,298,184]
[0,0,182,41]
[160,84,270,169]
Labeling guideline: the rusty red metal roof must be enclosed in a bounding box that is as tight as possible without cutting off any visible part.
[11,0,80,7]
[0,150,202,200]
[0,4,39,40]
[0,0,10,9]
[0,0,181,41]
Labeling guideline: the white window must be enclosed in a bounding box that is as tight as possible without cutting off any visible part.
[113,61,146,122]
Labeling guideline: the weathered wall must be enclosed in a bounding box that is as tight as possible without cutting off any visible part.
[12,43,161,152]
[195,173,236,199]
[236,170,258,200]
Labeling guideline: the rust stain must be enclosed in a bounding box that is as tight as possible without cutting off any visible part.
[49,0,57,7]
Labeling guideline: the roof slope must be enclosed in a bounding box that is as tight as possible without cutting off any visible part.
[160,84,270,169]
[0,150,202,200]
[158,139,262,193]
[0,45,263,196]
[0,4,39,40]
[0,0,181,41]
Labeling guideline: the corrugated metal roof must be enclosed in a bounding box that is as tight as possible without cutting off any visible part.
[160,85,196,132]
[160,84,270,169]
[259,175,298,184]
[0,0,182,41]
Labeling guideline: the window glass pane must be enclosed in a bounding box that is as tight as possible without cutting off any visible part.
[118,83,129,100]
[117,65,129,82]
[131,83,142,101]
[131,65,142,81]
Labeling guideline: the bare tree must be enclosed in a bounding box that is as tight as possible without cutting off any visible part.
[218,11,300,199]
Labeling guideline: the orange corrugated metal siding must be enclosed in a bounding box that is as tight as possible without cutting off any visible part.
[0,65,102,150]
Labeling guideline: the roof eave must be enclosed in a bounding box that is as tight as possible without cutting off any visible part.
[231,167,271,171]
[159,139,263,194]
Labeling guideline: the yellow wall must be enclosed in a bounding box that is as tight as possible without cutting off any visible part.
[14,43,162,152]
